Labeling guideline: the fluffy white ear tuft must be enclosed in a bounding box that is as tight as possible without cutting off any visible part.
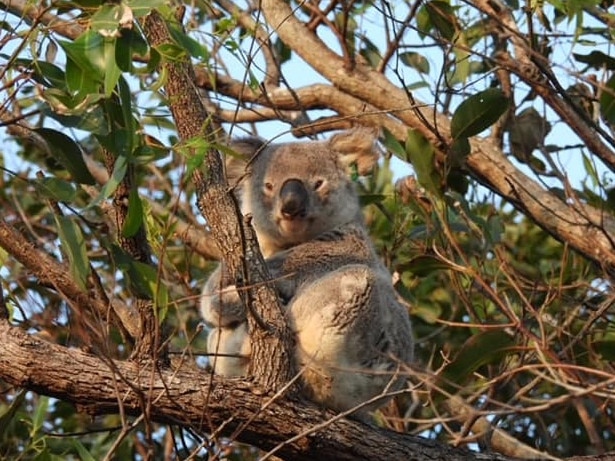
[225,137,266,186]
[329,127,380,176]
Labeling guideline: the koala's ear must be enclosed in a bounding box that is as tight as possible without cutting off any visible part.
[225,137,266,185]
[328,127,380,176]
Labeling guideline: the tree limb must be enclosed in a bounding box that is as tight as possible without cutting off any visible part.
[0,320,518,461]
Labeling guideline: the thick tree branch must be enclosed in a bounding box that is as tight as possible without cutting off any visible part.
[142,9,296,391]
[0,219,140,341]
[0,321,518,461]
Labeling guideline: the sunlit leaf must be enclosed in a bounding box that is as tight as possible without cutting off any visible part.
[90,4,123,35]
[87,155,127,209]
[405,129,442,195]
[425,1,459,40]
[600,74,615,125]
[55,215,90,291]
[399,52,430,74]
[34,177,78,202]
[440,330,516,389]
[122,186,144,238]
[125,0,166,17]
[451,88,509,139]
[35,128,96,184]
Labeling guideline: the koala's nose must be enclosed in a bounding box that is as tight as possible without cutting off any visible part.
[279,179,308,219]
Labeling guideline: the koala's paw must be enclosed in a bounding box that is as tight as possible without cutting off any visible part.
[200,284,245,327]
[207,323,251,376]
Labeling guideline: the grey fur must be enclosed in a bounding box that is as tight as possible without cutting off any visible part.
[200,129,413,418]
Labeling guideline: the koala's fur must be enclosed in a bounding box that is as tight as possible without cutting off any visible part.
[200,129,413,418]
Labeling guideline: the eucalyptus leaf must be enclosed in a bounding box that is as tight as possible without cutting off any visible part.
[405,129,441,195]
[122,186,144,238]
[55,215,90,291]
[600,74,615,126]
[35,128,96,185]
[451,88,509,139]
[34,177,78,202]
[440,330,516,390]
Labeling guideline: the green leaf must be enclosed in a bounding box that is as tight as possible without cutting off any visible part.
[594,339,615,361]
[60,30,120,98]
[425,1,458,41]
[273,37,292,64]
[122,186,144,237]
[0,390,26,430]
[177,135,213,176]
[110,246,168,316]
[399,255,451,277]
[155,42,188,62]
[600,74,615,125]
[451,88,509,139]
[87,155,127,209]
[34,177,78,202]
[405,129,442,195]
[573,51,615,70]
[65,54,100,96]
[55,215,90,291]
[359,36,381,68]
[116,28,148,71]
[35,128,96,185]
[90,4,124,35]
[168,22,210,61]
[71,440,97,461]
[381,127,405,158]
[102,37,121,96]
[14,58,66,88]
[440,330,516,390]
[31,396,50,436]
[60,31,105,83]
[125,0,167,17]
[399,52,430,74]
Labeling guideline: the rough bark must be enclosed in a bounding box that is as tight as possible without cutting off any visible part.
[142,9,296,391]
[0,320,517,461]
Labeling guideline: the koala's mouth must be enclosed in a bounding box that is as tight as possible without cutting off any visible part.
[277,216,314,239]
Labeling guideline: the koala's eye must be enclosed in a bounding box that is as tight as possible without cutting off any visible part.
[313,179,325,190]
[264,182,274,192]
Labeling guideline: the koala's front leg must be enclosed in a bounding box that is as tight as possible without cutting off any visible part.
[200,264,245,328]
[207,321,251,376]
[200,264,251,376]
[264,252,297,304]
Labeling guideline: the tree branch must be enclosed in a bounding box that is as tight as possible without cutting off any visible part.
[142,8,296,391]
[0,321,517,461]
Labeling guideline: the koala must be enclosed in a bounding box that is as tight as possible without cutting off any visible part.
[200,129,413,418]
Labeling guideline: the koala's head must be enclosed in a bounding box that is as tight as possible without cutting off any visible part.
[226,128,379,257]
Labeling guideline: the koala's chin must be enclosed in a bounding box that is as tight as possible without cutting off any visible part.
[277,216,314,241]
